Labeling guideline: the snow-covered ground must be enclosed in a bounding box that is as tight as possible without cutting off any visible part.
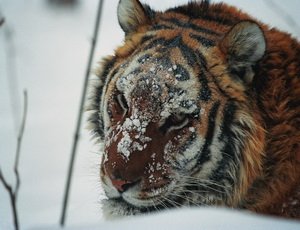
[31,208,300,230]
[0,0,299,229]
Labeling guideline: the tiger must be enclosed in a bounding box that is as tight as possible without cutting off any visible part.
[87,0,300,219]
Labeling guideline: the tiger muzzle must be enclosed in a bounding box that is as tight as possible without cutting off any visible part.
[103,121,173,193]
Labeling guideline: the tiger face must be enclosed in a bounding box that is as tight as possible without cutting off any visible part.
[88,0,268,218]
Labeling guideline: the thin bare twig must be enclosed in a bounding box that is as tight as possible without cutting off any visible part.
[14,90,28,197]
[0,169,12,191]
[0,90,28,230]
[0,169,18,230]
[60,0,104,226]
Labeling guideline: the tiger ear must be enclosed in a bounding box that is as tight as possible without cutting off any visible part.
[117,0,153,34]
[219,21,266,85]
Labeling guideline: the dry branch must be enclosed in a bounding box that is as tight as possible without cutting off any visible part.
[0,90,28,230]
[60,0,104,226]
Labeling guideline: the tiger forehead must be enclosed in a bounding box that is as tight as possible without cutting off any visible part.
[114,53,201,115]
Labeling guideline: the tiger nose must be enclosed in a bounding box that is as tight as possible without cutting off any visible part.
[111,178,135,192]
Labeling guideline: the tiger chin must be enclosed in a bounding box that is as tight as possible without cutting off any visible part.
[87,0,300,220]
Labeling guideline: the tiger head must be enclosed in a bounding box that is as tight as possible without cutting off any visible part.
[88,0,266,218]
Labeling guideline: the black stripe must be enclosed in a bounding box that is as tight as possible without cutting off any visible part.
[109,65,122,80]
[209,129,241,189]
[219,102,237,140]
[141,35,155,44]
[101,56,117,79]
[198,70,212,101]
[189,33,216,47]
[144,36,184,51]
[200,13,239,26]
[152,24,174,31]
[161,17,221,36]
[177,37,207,67]
[193,101,221,169]
[178,40,198,66]
[143,38,167,51]
[209,102,240,188]
[166,35,182,47]
[209,139,239,186]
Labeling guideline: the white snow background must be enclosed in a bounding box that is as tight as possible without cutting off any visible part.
[0,0,299,229]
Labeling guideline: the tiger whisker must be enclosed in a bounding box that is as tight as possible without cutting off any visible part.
[172,180,227,194]
[161,195,182,209]
[170,191,207,207]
